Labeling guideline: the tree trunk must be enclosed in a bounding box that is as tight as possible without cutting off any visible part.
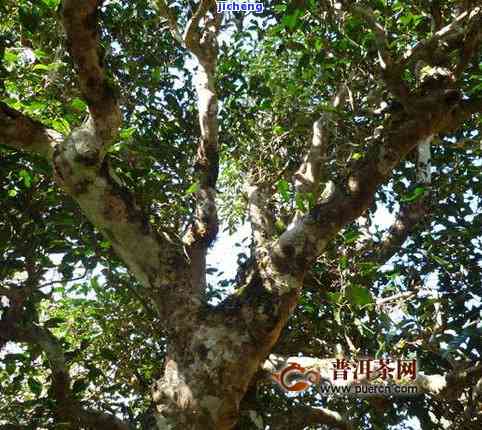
[151,268,301,429]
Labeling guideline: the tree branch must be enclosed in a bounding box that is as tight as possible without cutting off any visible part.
[152,2,221,293]
[293,79,350,214]
[170,1,220,295]
[351,6,393,69]
[0,102,62,158]
[461,95,482,113]
[154,0,183,44]
[375,290,418,308]
[0,107,193,321]
[271,94,465,274]
[52,121,190,317]
[293,118,329,197]
[417,363,482,399]
[400,7,482,71]
[269,405,354,430]
[359,134,433,265]
[183,0,215,58]
[188,2,220,246]
[247,177,275,252]
[455,6,482,76]
[349,6,410,104]
[62,0,121,144]
[0,320,130,430]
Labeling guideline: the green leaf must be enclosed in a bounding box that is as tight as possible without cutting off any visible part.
[99,240,111,249]
[100,348,116,361]
[343,229,361,244]
[186,182,200,195]
[400,186,426,203]
[274,219,286,235]
[19,169,32,188]
[72,379,89,394]
[259,98,271,109]
[44,317,66,328]
[52,118,71,136]
[431,254,450,267]
[119,127,135,140]
[347,284,374,307]
[33,63,57,72]
[5,360,16,375]
[282,10,301,30]
[339,255,349,270]
[70,98,87,111]
[327,292,343,304]
[41,0,61,8]
[276,179,291,202]
[151,68,161,82]
[28,377,42,396]
[4,50,18,65]
[295,193,307,212]
[33,49,48,59]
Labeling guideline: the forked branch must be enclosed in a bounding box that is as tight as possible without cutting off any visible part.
[62,0,121,144]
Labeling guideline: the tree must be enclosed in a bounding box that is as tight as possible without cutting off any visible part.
[1,0,481,428]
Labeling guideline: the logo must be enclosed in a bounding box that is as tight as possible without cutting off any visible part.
[271,362,321,392]
[271,357,420,396]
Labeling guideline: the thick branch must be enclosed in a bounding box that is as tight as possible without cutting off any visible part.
[294,80,349,206]
[351,6,393,69]
[417,363,482,399]
[182,2,220,263]
[62,0,121,143]
[0,110,191,318]
[191,61,219,246]
[184,0,214,59]
[154,1,220,254]
[454,96,482,120]
[293,118,328,197]
[0,102,62,158]
[52,121,191,318]
[247,178,275,251]
[271,94,466,274]
[2,96,194,344]
[0,321,130,430]
[401,8,472,68]
[269,405,353,430]
[1,101,193,320]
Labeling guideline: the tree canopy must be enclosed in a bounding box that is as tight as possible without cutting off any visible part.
[0,1,481,429]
